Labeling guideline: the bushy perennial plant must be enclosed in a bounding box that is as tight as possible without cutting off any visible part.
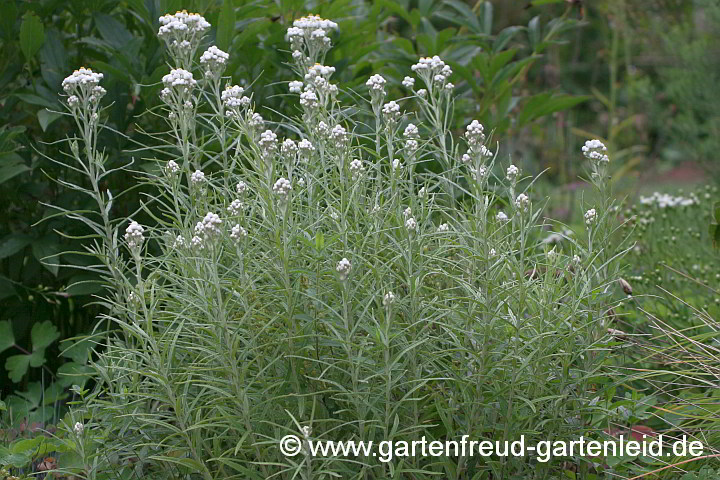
[54,11,630,480]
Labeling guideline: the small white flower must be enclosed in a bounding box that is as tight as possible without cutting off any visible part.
[273,177,292,197]
[547,246,558,263]
[297,177,306,187]
[402,76,415,88]
[418,187,426,198]
[161,68,196,89]
[465,120,485,145]
[403,207,412,219]
[230,224,247,241]
[190,235,204,250]
[382,101,401,121]
[392,158,403,171]
[124,221,145,249]
[405,217,417,231]
[299,90,318,108]
[582,139,609,163]
[496,211,509,222]
[366,74,387,93]
[258,130,278,153]
[584,208,597,225]
[221,85,246,108]
[199,45,229,77]
[227,199,244,216]
[74,422,84,436]
[514,193,530,212]
[489,248,496,257]
[301,425,312,439]
[349,159,365,179]
[506,164,519,182]
[444,82,454,90]
[437,223,450,232]
[289,80,303,93]
[173,235,186,248]
[249,113,264,128]
[190,169,205,184]
[416,88,427,97]
[383,291,395,306]
[195,212,222,238]
[236,180,248,195]
[165,160,180,175]
[573,254,581,264]
[330,125,348,144]
[403,123,419,137]
[298,139,315,161]
[336,257,352,280]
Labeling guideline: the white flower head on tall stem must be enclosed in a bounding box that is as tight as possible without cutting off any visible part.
[402,76,415,88]
[349,159,365,180]
[273,177,292,198]
[124,221,145,251]
[515,193,530,212]
[336,257,352,281]
[383,291,396,306]
[496,211,509,223]
[158,10,211,67]
[366,74,387,100]
[199,45,229,78]
[190,169,205,185]
[506,164,520,182]
[62,68,106,109]
[582,139,609,164]
[584,208,597,226]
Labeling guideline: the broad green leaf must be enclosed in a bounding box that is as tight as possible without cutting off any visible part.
[19,12,45,62]
[0,234,33,259]
[518,93,590,127]
[480,1,493,35]
[39,29,67,88]
[528,15,541,50]
[37,109,62,132]
[216,0,235,52]
[94,13,133,50]
[31,320,60,350]
[0,320,15,353]
[32,236,62,275]
[5,354,31,382]
[0,162,31,185]
[60,337,93,363]
[0,1,18,41]
[494,26,523,53]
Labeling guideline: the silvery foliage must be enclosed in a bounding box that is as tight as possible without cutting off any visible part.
[53,12,630,480]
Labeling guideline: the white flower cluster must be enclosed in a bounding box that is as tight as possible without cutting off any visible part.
[158,11,210,65]
[383,291,395,306]
[124,221,145,250]
[382,101,401,124]
[165,160,180,176]
[462,120,493,166]
[221,85,250,112]
[330,124,348,144]
[227,199,244,216]
[194,212,222,242]
[236,180,248,195]
[74,422,84,436]
[336,257,352,280]
[366,74,387,92]
[405,217,417,231]
[515,193,530,212]
[62,68,106,109]
[496,211,509,222]
[349,159,365,180]
[582,139,609,164]
[506,164,519,182]
[584,208,597,226]
[286,15,338,58]
[230,224,247,242]
[404,123,419,154]
[289,80,303,93]
[190,169,205,185]
[409,55,453,90]
[199,45,229,78]
[639,192,697,208]
[273,177,292,197]
[160,68,196,106]
[258,130,278,157]
[437,223,450,232]
[298,139,315,162]
[402,76,415,88]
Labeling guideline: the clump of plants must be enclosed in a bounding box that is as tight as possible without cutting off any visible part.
[41,9,661,480]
